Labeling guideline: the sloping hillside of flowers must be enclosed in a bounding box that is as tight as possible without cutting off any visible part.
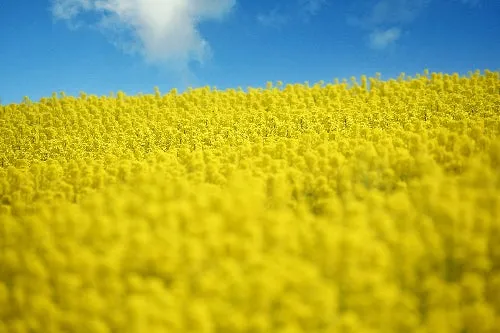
[1,70,499,332]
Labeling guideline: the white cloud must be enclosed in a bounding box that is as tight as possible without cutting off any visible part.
[51,0,236,70]
[369,27,402,49]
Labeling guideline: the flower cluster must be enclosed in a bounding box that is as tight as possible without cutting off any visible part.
[0,70,499,332]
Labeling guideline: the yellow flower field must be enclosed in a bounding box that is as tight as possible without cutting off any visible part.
[1,70,499,333]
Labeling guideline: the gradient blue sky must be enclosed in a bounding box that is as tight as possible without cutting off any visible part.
[0,0,499,104]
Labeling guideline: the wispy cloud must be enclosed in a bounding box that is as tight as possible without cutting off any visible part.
[50,0,236,74]
[257,0,327,28]
[349,0,479,50]
[459,0,481,7]
[369,27,402,49]
[298,0,328,22]
[347,0,427,49]
[349,0,431,29]
[257,7,288,28]
[299,0,327,17]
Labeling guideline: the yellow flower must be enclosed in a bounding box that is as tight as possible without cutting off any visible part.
[1,70,499,332]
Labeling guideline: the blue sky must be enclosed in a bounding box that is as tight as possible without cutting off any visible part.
[0,0,499,105]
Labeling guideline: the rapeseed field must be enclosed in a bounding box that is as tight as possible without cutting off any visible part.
[1,70,499,333]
